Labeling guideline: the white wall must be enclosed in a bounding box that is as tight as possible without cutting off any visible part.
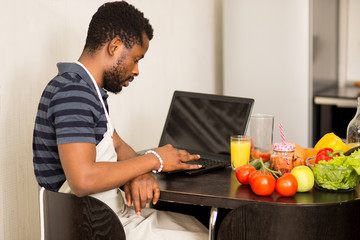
[0,0,222,239]
[223,0,311,147]
[110,0,223,151]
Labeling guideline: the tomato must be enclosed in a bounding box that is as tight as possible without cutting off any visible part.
[250,172,276,196]
[248,170,272,186]
[259,152,271,162]
[275,173,298,197]
[251,150,259,159]
[251,150,271,162]
[235,165,256,185]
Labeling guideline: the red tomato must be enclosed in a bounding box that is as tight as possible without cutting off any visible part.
[275,173,298,197]
[248,170,272,186]
[251,150,271,162]
[259,152,271,162]
[250,173,276,196]
[235,165,256,185]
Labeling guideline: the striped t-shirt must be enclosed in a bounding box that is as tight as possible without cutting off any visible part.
[32,62,109,191]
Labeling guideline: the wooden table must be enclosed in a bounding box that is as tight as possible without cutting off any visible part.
[153,167,360,240]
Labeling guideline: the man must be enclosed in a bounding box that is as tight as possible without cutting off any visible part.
[33,1,208,239]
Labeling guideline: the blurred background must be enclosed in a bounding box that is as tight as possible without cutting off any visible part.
[1,0,359,238]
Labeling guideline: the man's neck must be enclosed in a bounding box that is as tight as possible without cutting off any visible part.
[78,53,104,88]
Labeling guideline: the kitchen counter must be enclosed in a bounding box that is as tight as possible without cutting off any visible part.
[314,84,360,107]
[312,84,360,144]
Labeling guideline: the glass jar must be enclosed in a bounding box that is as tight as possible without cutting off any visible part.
[270,142,296,174]
[346,97,360,148]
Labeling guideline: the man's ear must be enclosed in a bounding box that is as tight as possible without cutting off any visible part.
[108,37,123,56]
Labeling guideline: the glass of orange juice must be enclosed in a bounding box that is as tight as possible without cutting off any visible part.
[230,135,252,170]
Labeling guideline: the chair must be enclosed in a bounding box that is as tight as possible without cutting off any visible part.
[217,200,360,240]
[39,187,126,240]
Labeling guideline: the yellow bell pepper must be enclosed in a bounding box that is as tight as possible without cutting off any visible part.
[314,132,350,152]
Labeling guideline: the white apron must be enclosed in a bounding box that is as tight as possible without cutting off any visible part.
[59,67,208,240]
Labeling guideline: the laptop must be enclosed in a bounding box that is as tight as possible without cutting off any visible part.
[158,91,254,175]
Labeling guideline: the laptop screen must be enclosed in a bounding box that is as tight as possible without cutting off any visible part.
[159,91,254,156]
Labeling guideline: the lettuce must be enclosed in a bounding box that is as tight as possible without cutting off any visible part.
[348,149,360,174]
[311,151,360,190]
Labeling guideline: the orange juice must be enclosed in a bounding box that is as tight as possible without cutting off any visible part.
[231,139,251,169]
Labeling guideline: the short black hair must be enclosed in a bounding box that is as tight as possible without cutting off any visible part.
[84,1,153,53]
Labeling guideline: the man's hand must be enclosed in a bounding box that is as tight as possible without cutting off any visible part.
[123,173,160,215]
[155,144,202,172]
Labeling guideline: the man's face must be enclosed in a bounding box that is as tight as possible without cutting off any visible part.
[102,54,131,94]
[103,34,150,94]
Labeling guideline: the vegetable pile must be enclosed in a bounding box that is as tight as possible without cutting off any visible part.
[236,158,298,197]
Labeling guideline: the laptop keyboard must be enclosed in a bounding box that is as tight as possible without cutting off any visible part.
[165,155,230,175]
[186,156,228,167]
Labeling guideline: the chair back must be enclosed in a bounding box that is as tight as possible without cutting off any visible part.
[217,201,360,240]
[40,187,126,240]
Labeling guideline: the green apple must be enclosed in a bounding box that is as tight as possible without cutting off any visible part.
[291,166,314,192]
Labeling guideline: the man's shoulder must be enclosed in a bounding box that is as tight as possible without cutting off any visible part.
[42,62,104,113]
[55,62,92,86]
[45,62,95,97]
[57,62,88,78]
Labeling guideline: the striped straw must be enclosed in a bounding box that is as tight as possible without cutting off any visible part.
[279,123,285,145]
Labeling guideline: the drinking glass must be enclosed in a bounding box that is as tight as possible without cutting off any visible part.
[248,114,274,162]
[230,135,252,170]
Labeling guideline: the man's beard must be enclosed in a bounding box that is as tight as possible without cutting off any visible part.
[102,56,132,94]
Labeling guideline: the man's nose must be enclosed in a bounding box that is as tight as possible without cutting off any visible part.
[133,63,139,76]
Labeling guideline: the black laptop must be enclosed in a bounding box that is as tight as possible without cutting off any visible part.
[158,91,254,175]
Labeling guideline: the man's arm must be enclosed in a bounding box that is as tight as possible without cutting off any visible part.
[58,142,159,197]
[112,131,161,215]
[58,136,202,197]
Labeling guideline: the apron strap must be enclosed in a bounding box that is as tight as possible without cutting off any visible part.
[75,61,114,133]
